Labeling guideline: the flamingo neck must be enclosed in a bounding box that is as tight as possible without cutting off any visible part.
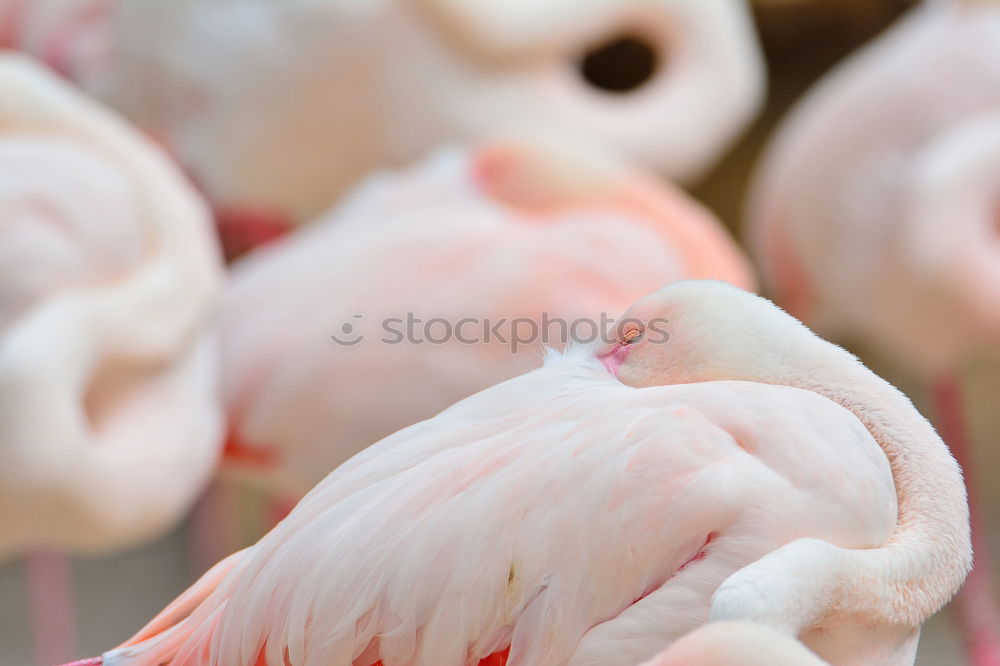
[794,356,971,626]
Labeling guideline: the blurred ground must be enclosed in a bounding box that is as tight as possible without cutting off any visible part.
[1,1,989,664]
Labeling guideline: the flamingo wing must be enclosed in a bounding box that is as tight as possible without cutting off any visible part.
[106,357,894,666]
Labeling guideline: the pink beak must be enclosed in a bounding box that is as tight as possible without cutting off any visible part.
[598,343,631,376]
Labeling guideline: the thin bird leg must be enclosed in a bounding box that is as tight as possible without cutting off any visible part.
[933,374,1000,666]
[25,550,77,666]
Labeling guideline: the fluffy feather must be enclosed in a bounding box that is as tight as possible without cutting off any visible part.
[105,356,894,666]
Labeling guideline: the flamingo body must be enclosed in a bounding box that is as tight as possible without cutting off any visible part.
[220,141,753,495]
[0,56,223,556]
[746,0,1000,375]
[104,345,896,666]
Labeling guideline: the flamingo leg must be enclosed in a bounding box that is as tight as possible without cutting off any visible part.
[933,374,1000,666]
[25,550,77,666]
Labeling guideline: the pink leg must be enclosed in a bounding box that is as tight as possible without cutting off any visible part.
[25,550,77,666]
[933,374,1000,666]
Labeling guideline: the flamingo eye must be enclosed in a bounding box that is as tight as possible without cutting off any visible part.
[621,323,644,345]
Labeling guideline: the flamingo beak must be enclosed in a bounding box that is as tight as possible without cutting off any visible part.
[597,342,631,376]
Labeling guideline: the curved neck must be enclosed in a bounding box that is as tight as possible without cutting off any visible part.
[794,352,971,625]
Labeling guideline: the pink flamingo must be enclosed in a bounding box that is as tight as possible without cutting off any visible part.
[220,137,754,498]
[67,282,968,666]
[745,1,1000,663]
[0,56,223,662]
[5,0,764,258]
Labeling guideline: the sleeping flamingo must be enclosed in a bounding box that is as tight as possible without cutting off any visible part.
[0,53,223,556]
[220,137,754,497]
[0,55,223,662]
[744,1,1000,662]
[644,622,828,666]
[67,282,968,666]
[2,0,764,258]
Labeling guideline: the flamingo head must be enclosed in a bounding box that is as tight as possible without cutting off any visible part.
[595,280,822,387]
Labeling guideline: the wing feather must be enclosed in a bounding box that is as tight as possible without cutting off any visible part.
[110,359,894,666]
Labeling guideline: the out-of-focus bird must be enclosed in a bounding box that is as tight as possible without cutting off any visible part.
[220,138,754,496]
[0,55,223,557]
[0,54,223,666]
[745,1,1000,662]
[641,622,828,666]
[0,0,112,85]
[747,0,1000,375]
[70,282,968,666]
[4,0,765,256]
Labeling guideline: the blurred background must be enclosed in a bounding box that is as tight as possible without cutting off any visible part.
[2,0,997,664]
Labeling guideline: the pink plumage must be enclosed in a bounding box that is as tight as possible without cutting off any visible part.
[0,55,223,557]
[747,1,1000,374]
[745,3,1000,662]
[220,138,754,497]
[75,282,969,666]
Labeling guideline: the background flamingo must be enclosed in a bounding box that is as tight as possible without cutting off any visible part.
[220,137,754,498]
[0,0,112,85]
[744,1,1000,663]
[0,56,223,662]
[2,0,765,259]
[68,281,968,665]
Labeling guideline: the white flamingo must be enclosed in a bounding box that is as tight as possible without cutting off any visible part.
[71,282,968,666]
[0,56,223,663]
[219,137,754,497]
[2,0,765,258]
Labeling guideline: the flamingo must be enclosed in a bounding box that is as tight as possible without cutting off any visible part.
[65,282,968,666]
[220,137,754,497]
[642,622,828,666]
[0,56,223,661]
[3,0,764,258]
[744,1,1000,662]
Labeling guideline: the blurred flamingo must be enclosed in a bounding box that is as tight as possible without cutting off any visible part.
[2,0,765,259]
[220,137,754,498]
[745,1,1000,662]
[66,282,967,666]
[0,0,112,84]
[0,56,223,662]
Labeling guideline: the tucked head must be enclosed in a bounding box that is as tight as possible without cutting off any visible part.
[595,280,830,388]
